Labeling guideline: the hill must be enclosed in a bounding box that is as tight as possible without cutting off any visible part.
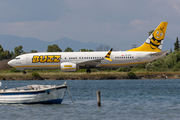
[0,34,175,53]
[0,35,108,52]
[0,59,12,71]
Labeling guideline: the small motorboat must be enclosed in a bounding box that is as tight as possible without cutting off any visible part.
[0,82,67,104]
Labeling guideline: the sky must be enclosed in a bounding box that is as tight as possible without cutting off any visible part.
[0,0,180,50]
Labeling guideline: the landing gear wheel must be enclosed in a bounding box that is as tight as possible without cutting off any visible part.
[86,69,91,73]
[23,70,26,74]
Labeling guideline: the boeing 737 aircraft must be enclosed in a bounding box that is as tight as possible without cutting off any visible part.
[8,22,168,73]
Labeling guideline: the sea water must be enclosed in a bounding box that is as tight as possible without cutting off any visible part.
[0,79,180,120]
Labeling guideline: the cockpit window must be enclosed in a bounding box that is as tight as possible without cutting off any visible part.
[14,57,20,60]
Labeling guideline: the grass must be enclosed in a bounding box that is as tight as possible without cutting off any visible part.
[0,71,179,80]
[0,71,126,80]
[1,68,180,80]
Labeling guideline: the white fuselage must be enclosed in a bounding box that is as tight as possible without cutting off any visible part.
[8,51,165,71]
[7,21,169,72]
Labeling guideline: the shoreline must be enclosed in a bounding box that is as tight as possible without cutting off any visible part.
[0,72,180,80]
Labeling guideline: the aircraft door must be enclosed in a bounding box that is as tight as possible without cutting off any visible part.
[26,55,31,63]
[137,53,141,62]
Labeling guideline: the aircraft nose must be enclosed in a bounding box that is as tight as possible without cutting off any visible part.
[8,60,14,67]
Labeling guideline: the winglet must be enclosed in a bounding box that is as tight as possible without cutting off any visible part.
[105,48,113,61]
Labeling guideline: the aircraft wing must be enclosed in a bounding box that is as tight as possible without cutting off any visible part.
[77,58,103,67]
[77,48,113,67]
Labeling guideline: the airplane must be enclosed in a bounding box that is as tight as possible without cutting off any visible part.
[8,21,168,73]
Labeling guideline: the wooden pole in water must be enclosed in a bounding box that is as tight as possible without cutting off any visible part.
[97,90,101,107]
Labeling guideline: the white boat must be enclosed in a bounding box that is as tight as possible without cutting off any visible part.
[0,82,67,104]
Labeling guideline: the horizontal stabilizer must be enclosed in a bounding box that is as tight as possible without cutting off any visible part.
[150,50,169,56]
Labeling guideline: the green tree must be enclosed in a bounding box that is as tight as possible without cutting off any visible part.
[14,45,24,58]
[10,51,14,58]
[170,48,172,53]
[47,44,62,52]
[30,50,38,53]
[0,45,3,53]
[174,37,179,51]
[0,45,4,60]
[0,45,13,60]
[4,50,11,59]
[79,48,94,52]
[0,52,5,60]
[64,47,73,52]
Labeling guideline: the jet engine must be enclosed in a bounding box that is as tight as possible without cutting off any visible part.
[60,62,78,72]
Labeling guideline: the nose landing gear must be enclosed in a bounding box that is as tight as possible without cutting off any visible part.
[86,69,91,73]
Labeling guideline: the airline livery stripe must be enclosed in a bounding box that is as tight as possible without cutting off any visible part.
[13,61,149,68]
[14,65,60,68]
[62,68,76,70]
[98,61,149,66]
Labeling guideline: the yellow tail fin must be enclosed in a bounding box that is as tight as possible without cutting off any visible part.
[127,21,168,52]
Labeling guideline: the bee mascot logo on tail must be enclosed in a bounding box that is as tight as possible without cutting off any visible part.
[127,22,168,52]
[146,25,166,50]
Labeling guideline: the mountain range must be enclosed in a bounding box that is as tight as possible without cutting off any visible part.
[0,34,176,53]
[0,35,108,52]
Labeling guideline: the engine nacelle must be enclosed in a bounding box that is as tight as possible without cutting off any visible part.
[60,62,78,72]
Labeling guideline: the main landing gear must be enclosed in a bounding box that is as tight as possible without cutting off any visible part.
[23,70,26,74]
[86,69,91,73]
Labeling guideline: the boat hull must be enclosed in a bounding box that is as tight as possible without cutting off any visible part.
[0,85,67,104]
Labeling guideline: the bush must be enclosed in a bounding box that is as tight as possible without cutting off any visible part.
[76,69,98,72]
[117,67,131,72]
[76,69,87,72]
[32,72,41,79]
[0,76,5,80]
[172,68,179,72]
[172,61,180,70]
[10,68,21,72]
[127,71,137,79]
